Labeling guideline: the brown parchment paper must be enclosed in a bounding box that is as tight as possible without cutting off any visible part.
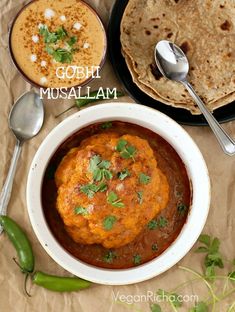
[1,1,235,311]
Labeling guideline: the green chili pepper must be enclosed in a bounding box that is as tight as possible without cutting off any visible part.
[0,215,34,273]
[32,271,91,292]
[55,90,125,118]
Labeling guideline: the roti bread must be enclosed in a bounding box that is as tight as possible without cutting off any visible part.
[121,0,235,114]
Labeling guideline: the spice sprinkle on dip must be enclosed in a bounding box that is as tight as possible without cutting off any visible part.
[9,0,106,88]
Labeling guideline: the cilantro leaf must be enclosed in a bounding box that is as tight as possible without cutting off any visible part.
[103,216,117,230]
[150,303,162,312]
[107,191,125,208]
[89,155,112,182]
[45,44,54,55]
[103,251,117,263]
[195,246,209,253]
[101,121,112,129]
[139,173,151,185]
[209,238,220,254]
[39,25,57,43]
[53,48,73,63]
[56,26,67,40]
[148,219,158,230]
[133,254,141,265]
[158,216,168,228]
[117,169,130,181]
[137,191,143,204]
[199,234,211,247]
[116,139,136,160]
[152,243,158,251]
[74,206,89,216]
[96,182,107,192]
[89,155,101,172]
[80,183,98,198]
[177,203,188,215]
[189,302,208,312]
[67,36,77,46]
[80,182,107,198]
[116,139,127,152]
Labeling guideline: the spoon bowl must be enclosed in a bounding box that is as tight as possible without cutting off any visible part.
[155,40,189,82]
[0,91,44,233]
[9,91,44,141]
[154,40,235,156]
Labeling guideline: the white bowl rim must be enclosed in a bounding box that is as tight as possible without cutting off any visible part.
[26,102,210,285]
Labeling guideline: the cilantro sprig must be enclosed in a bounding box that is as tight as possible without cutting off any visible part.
[195,234,224,280]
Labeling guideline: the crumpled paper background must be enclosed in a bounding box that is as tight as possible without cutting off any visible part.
[0,1,235,311]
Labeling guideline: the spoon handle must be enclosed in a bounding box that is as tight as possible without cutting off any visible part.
[182,81,235,156]
[0,140,22,234]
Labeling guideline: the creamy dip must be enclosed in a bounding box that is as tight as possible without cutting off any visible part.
[10,0,106,88]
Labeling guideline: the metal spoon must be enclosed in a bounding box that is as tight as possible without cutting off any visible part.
[0,91,44,233]
[154,40,235,156]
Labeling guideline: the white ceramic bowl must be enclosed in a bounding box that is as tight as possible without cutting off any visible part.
[27,102,210,285]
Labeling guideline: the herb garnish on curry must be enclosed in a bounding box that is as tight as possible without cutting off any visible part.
[42,121,191,269]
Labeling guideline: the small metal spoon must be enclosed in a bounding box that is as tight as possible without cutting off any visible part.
[0,91,44,233]
[154,40,235,156]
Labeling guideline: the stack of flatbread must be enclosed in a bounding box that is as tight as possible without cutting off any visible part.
[120,0,235,115]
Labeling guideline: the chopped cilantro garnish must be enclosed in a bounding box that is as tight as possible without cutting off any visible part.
[39,25,57,43]
[53,48,73,63]
[148,219,158,230]
[101,121,113,129]
[103,251,117,263]
[103,216,117,230]
[116,139,136,160]
[133,254,141,265]
[137,191,143,204]
[152,243,158,251]
[45,44,54,55]
[158,216,168,228]
[39,25,77,63]
[80,182,107,198]
[117,169,130,181]
[56,26,67,40]
[139,173,151,185]
[177,203,188,215]
[67,36,77,46]
[74,206,89,216]
[148,217,167,230]
[107,191,125,208]
[89,155,112,182]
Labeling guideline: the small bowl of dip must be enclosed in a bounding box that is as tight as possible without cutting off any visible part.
[9,0,107,89]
